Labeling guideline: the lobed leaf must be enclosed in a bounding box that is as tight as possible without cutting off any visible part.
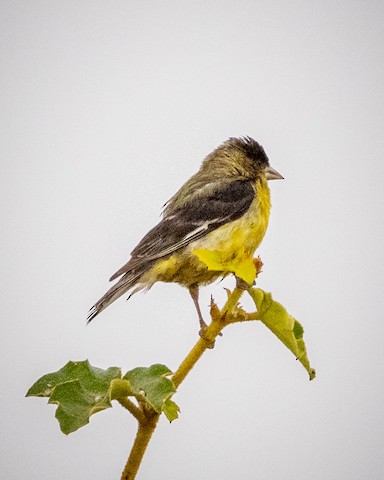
[248,289,316,380]
[26,360,121,434]
[123,364,177,414]
[27,361,180,433]
[163,399,180,422]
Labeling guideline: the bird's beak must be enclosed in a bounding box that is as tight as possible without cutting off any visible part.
[265,165,284,180]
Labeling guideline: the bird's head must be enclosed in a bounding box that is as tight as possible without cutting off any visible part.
[203,136,283,182]
[224,136,283,181]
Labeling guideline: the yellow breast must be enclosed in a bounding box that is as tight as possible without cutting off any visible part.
[146,178,271,287]
[191,178,271,260]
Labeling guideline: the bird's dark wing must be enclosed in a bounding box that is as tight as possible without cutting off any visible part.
[109,179,254,280]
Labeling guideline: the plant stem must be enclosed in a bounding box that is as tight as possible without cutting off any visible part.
[173,287,245,387]
[120,286,247,479]
[173,337,212,388]
[172,320,223,388]
[118,398,146,424]
[121,413,160,480]
[222,286,244,314]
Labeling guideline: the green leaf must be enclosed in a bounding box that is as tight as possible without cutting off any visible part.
[163,399,180,422]
[123,364,177,414]
[193,249,256,284]
[26,360,121,434]
[248,289,316,380]
[109,378,132,400]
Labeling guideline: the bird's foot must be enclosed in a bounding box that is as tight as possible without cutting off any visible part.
[199,325,216,349]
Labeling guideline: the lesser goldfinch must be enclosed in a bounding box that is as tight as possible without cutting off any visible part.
[88,136,283,331]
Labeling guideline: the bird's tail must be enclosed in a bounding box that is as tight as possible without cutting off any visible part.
[87,263,151,323]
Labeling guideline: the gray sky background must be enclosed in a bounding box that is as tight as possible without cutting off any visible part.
[2,1,384,479]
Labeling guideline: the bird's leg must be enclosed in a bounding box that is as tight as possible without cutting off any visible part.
[188,285,208,335]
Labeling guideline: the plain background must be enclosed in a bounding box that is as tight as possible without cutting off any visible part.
[2,1,384,479]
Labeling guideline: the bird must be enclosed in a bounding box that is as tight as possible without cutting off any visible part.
[87,136,283,333]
